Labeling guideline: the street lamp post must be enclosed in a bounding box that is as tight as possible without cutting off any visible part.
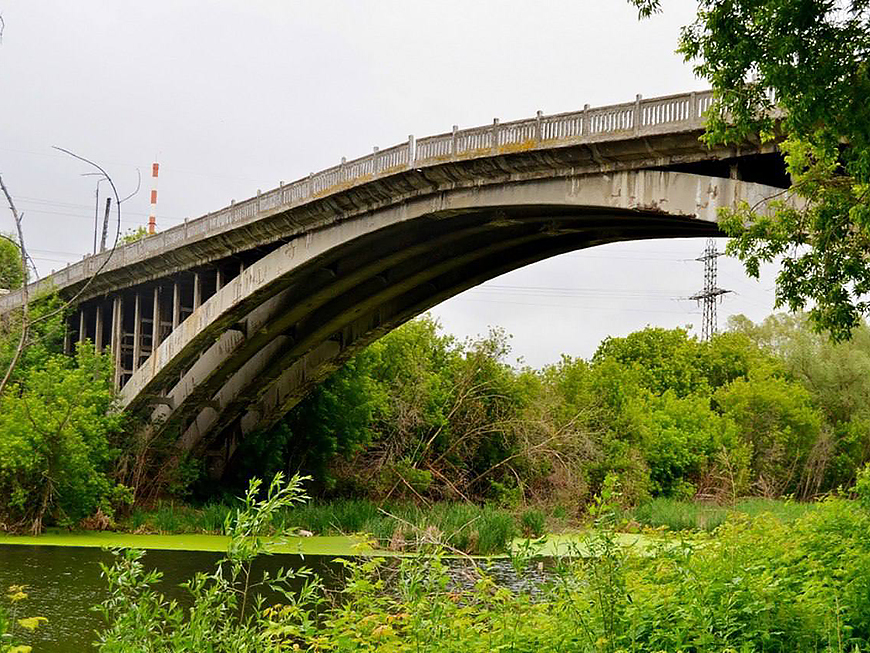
[82,173,107,255]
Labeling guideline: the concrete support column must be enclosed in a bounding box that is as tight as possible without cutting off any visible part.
[152,286,161,350]
[112,295,123,390]
[94,304,104,353]
[215,268,223,292]
[63,318,71,355]
[132,292,142,371]
[193,272,202,310]
[78,308,86,345]
[172,281,181,330]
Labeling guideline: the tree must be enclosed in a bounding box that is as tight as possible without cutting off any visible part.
[0,233,23,291]
[0,341,126,533]
[714,369,823,497]
[632,0,870,340]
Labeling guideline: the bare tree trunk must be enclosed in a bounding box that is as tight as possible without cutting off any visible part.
[0,174,29,396]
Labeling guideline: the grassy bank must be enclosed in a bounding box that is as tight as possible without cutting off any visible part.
[121,499,555,555]
[89,474,870,651]
[116,495,824,555]
[624,496,818,532]
[0,530,371,555]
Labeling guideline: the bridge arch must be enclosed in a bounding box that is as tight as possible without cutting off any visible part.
[0,89,792,476]
[115,169,781,475]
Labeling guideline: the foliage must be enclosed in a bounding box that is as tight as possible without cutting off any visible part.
[855,463,870,510]
[633,0,870,340]
[593,326,709,397]
[715,368,823,497]
[220,316,870,521]
[636,390,741,497]
[0,341,126,533]
[95,472,321,652]
[118,226,150,245]
[0,584,46,653]
[234,317,538,503]
[732,312,870,489]
[94,468,870,652]
[628,496,817,533]
[0,234,23,292]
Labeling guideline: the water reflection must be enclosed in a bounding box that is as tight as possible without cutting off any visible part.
[0,545,344,653]
[0,545,550,652]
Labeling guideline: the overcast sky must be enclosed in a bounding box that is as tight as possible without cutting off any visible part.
[0,1,780,368]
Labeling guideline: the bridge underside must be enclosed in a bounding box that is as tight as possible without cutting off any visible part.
[64,169,783,478]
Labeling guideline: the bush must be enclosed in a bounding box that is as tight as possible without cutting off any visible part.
[520,508,546,537]
[0,343,125,532]
[855,463,870,509]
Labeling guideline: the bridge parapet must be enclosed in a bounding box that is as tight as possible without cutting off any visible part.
[0,89,716,315]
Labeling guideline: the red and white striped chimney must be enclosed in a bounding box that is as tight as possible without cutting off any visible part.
[148,162,159,234]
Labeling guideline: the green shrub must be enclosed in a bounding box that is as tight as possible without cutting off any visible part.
[630,497,727,531]
[520,508,546,537]
[855,463,870,509]
[476,508,517,555]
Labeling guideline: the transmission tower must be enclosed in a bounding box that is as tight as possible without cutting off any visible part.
[689,238,731,341]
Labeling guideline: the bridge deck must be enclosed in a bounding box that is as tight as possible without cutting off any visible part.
[0,90,718,314]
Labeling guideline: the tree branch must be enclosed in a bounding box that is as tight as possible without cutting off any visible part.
[0,174,29,396]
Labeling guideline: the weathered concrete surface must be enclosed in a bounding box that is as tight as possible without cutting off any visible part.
[0,90,774,314]
[0,89,793,476]
[111,169,786,475]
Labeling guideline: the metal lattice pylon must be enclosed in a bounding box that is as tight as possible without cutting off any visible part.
[689,238,731,341]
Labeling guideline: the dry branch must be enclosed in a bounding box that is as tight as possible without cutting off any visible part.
[0,173,29,396]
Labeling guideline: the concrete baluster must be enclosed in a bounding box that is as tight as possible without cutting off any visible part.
[634,94,642,133]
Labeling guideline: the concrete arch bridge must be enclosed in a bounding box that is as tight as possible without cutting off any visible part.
[0,90,790,477]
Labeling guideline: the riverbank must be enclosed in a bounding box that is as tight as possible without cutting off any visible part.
[8,494,868,652]
[120,499,554,555]
[0,530,373,556]
[0,496,820,557]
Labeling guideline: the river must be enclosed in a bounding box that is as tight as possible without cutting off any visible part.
[0,542,550,652]
[0,544,347,652]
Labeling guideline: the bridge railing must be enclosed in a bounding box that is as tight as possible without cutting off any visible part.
[0,89,719,314]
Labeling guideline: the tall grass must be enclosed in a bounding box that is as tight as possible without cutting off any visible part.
[122,498,520,554]
[281,500,517,555]
[627,496,818,532]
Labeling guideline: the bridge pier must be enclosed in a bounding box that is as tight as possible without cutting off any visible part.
[94,304,104,353]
